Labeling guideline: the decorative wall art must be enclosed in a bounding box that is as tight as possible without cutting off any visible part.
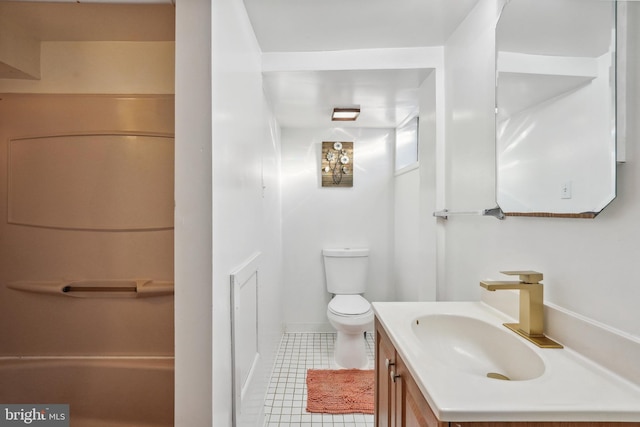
[321,141,353,187]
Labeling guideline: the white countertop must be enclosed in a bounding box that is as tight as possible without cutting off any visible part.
[373,301,640,422]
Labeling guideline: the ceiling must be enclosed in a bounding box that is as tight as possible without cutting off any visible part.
[0,0,479,129]
[243,0,479,53]
[243,0,479,128]
[262,68,433,129]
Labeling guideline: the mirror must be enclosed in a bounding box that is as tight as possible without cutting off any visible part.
[495,0,617,218]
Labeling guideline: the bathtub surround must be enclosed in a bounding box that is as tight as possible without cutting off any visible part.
[0,42,174,94]
[0,94,175,426]
[0,359,172,427]
[0,95,174,357]
[0,6,181,427]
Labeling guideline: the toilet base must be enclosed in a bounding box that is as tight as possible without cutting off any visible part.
[334,331,369,369]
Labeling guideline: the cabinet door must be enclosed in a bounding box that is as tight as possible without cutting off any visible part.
[395,354,443,427]
[376,319,396,427]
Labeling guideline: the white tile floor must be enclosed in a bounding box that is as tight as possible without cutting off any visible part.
[264,332,375,426]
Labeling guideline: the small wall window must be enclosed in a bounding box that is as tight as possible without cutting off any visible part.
[395,116,419,173]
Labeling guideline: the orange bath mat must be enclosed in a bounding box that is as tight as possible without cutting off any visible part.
[306,369,375,414]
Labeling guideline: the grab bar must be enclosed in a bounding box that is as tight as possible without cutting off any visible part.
[62,285,137,293]
[7,279,173,298]
[433,206,505,220]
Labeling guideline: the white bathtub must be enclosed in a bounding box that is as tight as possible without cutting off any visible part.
[0,358,173,427]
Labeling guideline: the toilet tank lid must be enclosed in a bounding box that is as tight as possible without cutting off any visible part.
[323,248,369,257]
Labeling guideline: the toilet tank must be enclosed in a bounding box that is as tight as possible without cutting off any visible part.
[322,248,369,294]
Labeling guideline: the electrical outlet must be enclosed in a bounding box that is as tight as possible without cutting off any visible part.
[560,181,572,199]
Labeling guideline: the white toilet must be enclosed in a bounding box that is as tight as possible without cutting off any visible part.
[323,248,374,369]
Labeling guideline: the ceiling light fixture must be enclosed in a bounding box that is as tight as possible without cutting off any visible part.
[331,107,360,121]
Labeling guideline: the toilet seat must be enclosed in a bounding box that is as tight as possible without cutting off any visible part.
[328,295,371,316]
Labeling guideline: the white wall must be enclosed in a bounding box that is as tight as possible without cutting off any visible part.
[441,0,640,340]
[393,71,439,302]
[210,0,284,425]
[175,0,212,425]
[417,71,439,301]
[281,127,394,331]
[394,167,421,301]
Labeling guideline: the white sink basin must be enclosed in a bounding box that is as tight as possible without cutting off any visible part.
[374,302,640,422]
[411,314,545,381]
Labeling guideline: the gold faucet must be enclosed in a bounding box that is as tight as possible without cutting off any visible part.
[480,271,562,348]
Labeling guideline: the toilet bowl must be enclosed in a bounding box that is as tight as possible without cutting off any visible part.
[322,248,373,369]
[327,294,374,369]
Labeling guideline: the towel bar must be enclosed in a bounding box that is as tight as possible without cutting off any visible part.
[433,207,505,220]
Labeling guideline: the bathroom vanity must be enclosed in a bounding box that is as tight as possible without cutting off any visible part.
[373,302,640,426]
[376,317,440,427]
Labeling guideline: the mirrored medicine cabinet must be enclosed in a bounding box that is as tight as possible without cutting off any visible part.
[495,0,618,218]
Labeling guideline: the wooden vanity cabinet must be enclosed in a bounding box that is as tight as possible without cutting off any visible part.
[375,318,395,427]
[447,424,639,427]
[375,318,445,427]
[374,319,633,427]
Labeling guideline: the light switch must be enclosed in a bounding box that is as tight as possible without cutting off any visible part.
[560,181,572,199]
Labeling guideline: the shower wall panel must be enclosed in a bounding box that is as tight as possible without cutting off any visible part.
[0,94,174,356]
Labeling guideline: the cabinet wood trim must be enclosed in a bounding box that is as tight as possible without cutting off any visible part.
[396,353,445,427]
[376,318,395,427]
